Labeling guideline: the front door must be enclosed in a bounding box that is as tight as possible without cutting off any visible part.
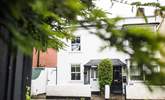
[90,68,100,92]
[111,66,123,94]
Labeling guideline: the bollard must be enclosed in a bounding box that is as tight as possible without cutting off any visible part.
[105,85,110,100]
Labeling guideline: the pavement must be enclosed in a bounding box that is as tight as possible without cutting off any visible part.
[31,94,125,100]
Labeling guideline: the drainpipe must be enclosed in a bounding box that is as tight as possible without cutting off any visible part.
[125,59,130,83]
[56,67,57,85]
[37,50,40,67]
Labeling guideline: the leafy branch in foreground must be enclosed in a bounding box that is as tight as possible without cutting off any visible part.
[1,0,165,85]
[0,0,95,54]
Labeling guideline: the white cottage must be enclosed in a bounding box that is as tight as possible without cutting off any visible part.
[45,16,165,99]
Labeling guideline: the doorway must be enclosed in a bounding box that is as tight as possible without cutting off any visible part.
[111,66,123,94]
[90,68,99,92]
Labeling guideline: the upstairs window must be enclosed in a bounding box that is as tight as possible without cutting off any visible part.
[71,64,81,80]
[71,36,81,51]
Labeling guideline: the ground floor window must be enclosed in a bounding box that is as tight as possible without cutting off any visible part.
[130,66,143,80]
[71,64,81,80]
[130,62,144,81]
[130,63,160,81]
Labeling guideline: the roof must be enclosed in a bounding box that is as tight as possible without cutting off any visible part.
[84,59,126,67]
[75,16,162,29]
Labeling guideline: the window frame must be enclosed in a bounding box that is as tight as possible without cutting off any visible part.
[71,64,81,80]
[71,36,81,52]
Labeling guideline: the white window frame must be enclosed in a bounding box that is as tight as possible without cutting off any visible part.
[71,64,81,80]
[71,36,81,51]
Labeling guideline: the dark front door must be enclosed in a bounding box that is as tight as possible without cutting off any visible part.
[111,66,123,94]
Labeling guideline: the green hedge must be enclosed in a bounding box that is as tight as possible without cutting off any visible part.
[98,59,113,93]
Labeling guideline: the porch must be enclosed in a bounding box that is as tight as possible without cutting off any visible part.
[84,59,127,94]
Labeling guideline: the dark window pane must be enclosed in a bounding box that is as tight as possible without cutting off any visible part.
[76,67,80,72]
[77,37,80,43]
[78,45,81,51]
[96,69,98,78]
[91,69,94,78]
[71,67,75,72]
[71,73,75,80]
[71,40,75,43]
[75,73,80,80]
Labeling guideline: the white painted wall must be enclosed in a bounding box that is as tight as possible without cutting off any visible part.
[47,68,57,86]
[126,81,165,99]
[31,68,57,95]
[46,84,91,97]
[159,18,165,34]
[31,69,47,95]
[57,27,129,85]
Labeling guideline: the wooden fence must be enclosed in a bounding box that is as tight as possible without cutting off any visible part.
[0,26,32,100]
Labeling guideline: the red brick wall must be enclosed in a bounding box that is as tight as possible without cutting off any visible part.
[32,48,57,68]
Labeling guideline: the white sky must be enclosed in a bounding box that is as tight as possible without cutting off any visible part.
[95,0,165,17]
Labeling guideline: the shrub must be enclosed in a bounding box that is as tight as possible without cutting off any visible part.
[98,58,113,93]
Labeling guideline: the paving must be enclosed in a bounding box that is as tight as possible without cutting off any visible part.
[31,94,125,100]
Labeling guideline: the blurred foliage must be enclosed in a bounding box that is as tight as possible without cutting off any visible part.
[0,0,95,54]
[95,1,165,85]
[98,58,113,93]
[26,86,31,100]
[1,0,165,85]
[146,72,165,86]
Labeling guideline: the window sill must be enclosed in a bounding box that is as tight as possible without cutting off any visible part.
[68,51,83,53]
[69,80,83,83]
[129,80,144,84]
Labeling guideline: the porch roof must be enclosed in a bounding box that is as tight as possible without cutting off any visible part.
[84,59,126,67]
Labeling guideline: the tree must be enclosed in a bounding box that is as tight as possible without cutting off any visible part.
[98,59,113,93]
[0,0,119,99]
[0,0,101,100]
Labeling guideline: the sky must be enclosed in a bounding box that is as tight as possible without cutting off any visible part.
[95,0,165,18]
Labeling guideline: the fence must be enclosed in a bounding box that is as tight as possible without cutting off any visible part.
[0,26,32,100]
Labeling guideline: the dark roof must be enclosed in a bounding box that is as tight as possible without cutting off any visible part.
[84,59,126,67]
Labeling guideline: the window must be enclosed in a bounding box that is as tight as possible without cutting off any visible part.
[71,36,81,51]
[130,66,143,80]
[91,68,98,79]
[130,62,143,80]
[71,64,81,80]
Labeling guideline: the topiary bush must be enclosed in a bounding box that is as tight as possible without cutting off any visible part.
[98,58,113,93]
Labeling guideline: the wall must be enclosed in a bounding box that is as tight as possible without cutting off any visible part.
[32,48,57,68]
[31,68,47,95]
[31,68,57,95]
[57,27,129,85]
[158,17,165,35]
[57,16,162,85]
[125,16,165,99]
[126,81,165,99]
[46,84,91,97]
